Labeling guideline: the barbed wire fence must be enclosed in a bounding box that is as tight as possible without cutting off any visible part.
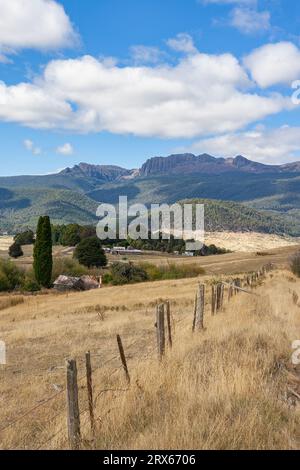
[0,264,273,450]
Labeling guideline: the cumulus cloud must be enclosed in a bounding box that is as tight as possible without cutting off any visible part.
[56,142,74,155]
[244,42,300,88]
[230,7,270,34]
[23,139,41,155]
[187,125,300,164]
[166,33,197,54]
[130,45,165,65]
[203,0,271,35]
[0,45,290,139]
[0,0,76,60]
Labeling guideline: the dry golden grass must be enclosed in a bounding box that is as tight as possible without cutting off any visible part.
[205,231,300,252]
[0,296,24,312]
[0,270,299,450]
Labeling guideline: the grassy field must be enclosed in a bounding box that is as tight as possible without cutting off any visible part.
[0,266,299,450]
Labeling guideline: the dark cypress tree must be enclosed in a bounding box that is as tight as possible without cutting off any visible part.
[33,216,53,288]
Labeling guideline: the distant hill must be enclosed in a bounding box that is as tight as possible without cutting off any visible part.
[0,188,98,232]
[179,199,298,236]
[1,153,300,235]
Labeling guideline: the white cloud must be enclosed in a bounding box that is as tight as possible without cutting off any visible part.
[23,139,41,155]
[0,0,76,60]
[230,7,270,34]
[166,33,197,54]
[244,42,300,88]
[187,126,300,164]
[203,0,271,35]
[0,45,290,139]
[130,45,165,65]
[56,142,74,155]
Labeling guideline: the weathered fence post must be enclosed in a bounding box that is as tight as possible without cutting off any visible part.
[193,284,205,331]
[165,301,172,348]
[156,304,165,361]
[216,283,223,312]
[66,359,81,450]
[211,285,217,315]
[85,351,95,436]
[228,282,233,301]
[116,334,130,384]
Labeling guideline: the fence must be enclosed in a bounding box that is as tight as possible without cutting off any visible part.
[0,264,273,450]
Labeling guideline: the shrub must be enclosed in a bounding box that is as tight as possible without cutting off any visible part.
[0,259,25,292]
[290,252,300,277]
[110,262,148,285]
[52,258,89,281]
[140,262,205,281]
[9,242,23,258]
[14,230,35,245]
[33,216,53,288]
[74,237,107,268]
[22,277,41,292]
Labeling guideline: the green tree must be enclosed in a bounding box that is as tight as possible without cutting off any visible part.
[9,242,23,259]
[74,236,107,268]
[60,224,81,246]
[33,216,53,288]
[14,230,35,245]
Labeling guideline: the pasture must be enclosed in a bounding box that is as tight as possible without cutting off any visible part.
[0,266,299,449]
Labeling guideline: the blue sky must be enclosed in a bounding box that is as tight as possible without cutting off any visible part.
[1,0,300,175]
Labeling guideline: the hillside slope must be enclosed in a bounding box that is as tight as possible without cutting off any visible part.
[1,153,300,234]
[0,188,98,231]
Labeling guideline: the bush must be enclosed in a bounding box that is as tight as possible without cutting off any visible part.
[140,262,205,281]
[14,230,35,245]
[22,277,41,292]
[109,262,149,285]
[9,242,23,258]
[291,252,300,277]
[0,259,25,292]
[52,258,89,281]
[74,237,107,268]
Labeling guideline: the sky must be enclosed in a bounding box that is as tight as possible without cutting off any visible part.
[1,0,300,175]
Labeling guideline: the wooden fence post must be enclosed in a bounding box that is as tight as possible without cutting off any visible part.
[193,284,205,330]
[211,285,217,315]
[85,351,95,436]
[116,334,130,384]
[216,283,223,312]
[220,284,224,309]
[192,293,197,331]
[228,283,233,301]
[66,359,81,450]
[156,304,165,361]
[165,301,172,348]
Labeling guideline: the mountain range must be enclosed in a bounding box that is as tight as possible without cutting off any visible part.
[1,153,300,235]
